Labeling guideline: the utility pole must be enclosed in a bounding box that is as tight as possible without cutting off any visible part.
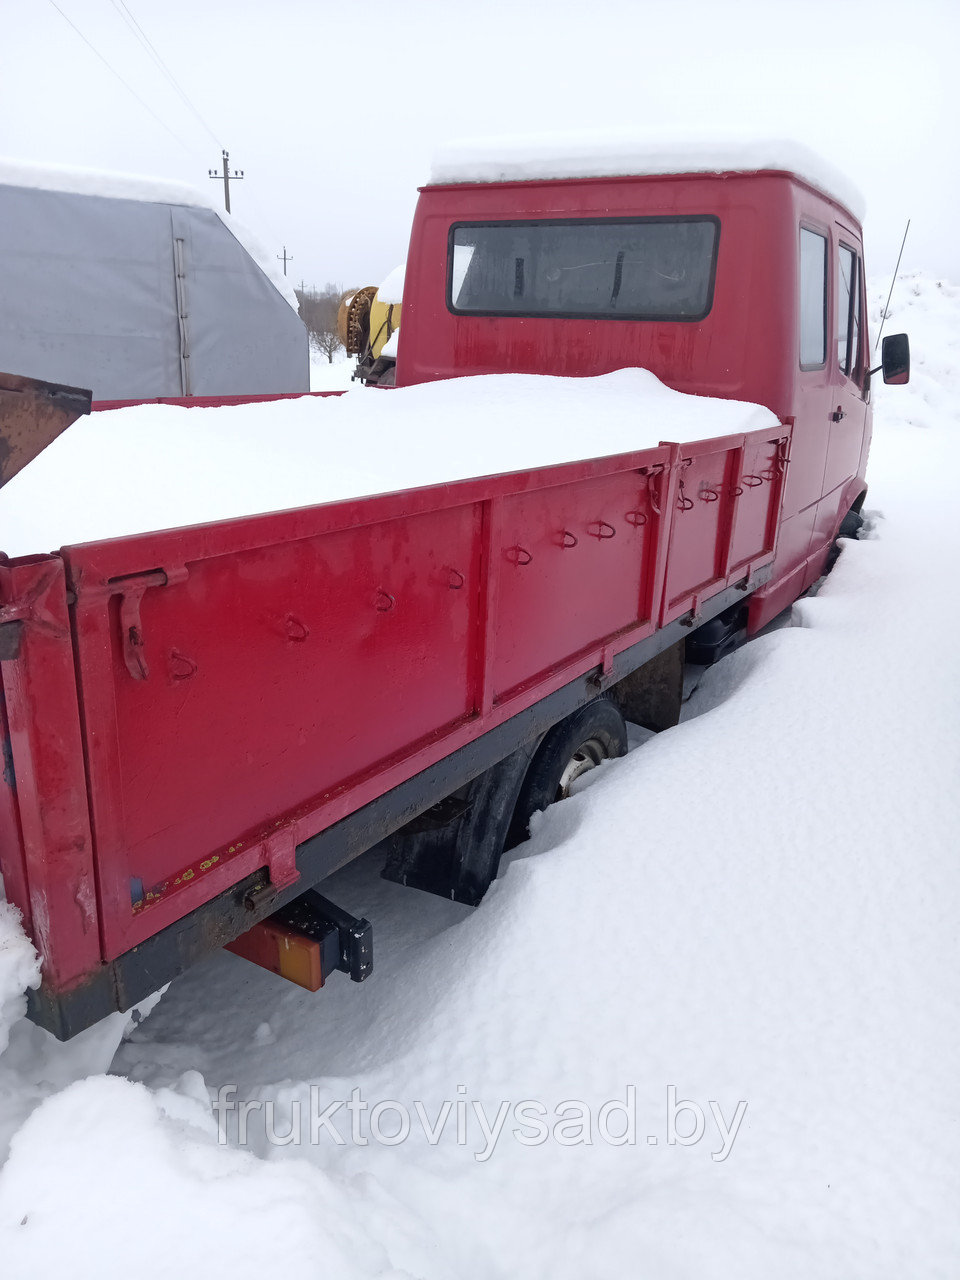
[208,149,243,214]
[278,247,293,276]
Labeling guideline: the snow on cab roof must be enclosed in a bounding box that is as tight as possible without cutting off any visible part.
[0,156,298,310]
[430,132,866,222]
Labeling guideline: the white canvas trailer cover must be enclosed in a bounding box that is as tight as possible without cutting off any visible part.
[0,161,309,401]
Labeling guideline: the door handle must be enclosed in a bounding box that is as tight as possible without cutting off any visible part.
[831,406,846,423]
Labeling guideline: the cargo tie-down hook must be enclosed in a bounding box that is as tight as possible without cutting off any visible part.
[168,649,199,681]
[285,615,310,641]
[587,521,617,539]
[506,545,533,566]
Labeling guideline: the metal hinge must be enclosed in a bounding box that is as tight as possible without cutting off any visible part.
[0,560,69,660]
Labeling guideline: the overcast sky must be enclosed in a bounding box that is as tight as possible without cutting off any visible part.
[3,0,957,293]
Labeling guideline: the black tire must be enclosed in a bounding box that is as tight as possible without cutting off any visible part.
[506,699,628,848]
[824,507,865,574]
[838,509,864,540]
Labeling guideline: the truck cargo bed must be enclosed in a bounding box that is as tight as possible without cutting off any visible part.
[1,422,788,1035]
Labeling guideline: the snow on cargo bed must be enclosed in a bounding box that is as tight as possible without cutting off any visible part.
[0,368,775,558]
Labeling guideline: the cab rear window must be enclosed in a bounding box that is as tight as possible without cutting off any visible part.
[799,227,827,368]
[448,217,719,321]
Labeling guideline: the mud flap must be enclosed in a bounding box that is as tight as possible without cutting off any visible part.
[379,739,541,905]
[609,639,685,728]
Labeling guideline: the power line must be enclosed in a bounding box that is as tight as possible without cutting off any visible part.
[105,0,284,242]
[45,0,194,154]
[110,0,223,150]
[46,0,287,249]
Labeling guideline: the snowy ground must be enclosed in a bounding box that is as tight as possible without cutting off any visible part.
[0,274,958,1278]
[310,350,355,392]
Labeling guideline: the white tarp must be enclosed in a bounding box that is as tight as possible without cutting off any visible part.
[0,160,309,401]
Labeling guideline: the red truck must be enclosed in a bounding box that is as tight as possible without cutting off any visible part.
[0,146,909,1038]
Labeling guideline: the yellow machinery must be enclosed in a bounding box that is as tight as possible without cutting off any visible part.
[337,284,402,385]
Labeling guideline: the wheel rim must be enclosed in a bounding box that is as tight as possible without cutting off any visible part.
[555,737,608,800]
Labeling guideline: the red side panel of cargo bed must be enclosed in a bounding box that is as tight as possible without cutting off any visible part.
[0,422,787,989]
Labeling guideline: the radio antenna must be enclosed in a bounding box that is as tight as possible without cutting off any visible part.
[875,219,910,350]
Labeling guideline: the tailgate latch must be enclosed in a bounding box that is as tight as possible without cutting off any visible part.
[109,567,188,680]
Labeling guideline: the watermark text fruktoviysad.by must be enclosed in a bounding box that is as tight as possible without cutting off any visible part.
[214,1084,747,1163]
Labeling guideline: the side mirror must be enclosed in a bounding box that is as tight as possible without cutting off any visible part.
[880,332,910,385]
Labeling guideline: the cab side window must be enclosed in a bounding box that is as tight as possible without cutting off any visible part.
[800,228,827,369]
[837,244,862,379]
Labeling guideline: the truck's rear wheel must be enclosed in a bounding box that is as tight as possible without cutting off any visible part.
[506,699,627,848]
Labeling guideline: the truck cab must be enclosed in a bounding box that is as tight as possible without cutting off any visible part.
[394,150,873,630]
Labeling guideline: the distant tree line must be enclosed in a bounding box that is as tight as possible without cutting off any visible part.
[296,283,344,363]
